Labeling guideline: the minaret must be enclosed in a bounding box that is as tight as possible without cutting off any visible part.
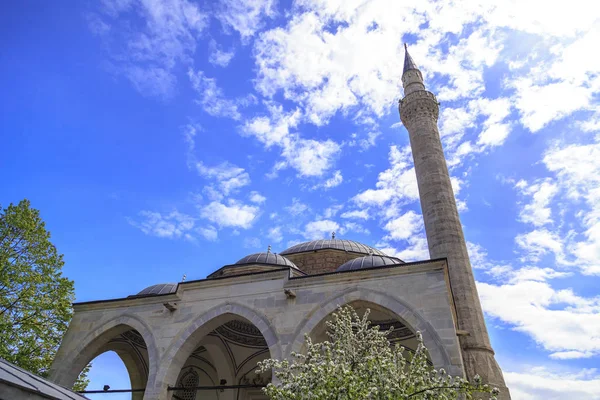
[399,44,510,399]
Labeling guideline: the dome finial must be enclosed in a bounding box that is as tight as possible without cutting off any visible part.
[182,273,187,282]
[267,244,272,254]
[331,231,336,239]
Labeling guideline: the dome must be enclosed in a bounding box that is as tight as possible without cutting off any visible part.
[208,252,302,279]
[134,283,177,296]
[235,252,299,269]
[337,255,404,272]
[281,239,387,256]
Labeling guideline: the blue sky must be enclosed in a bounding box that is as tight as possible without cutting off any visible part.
[1,0,600,398]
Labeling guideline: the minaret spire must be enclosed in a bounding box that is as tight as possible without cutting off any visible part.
[398,49,511,399]
[403,43,418,74]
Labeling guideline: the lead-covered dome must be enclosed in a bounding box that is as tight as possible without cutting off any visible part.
[281,239,387,256]
[132,283,177,297]
[337,255,404,272]
[235,252,299,268]
[208,252,303,279]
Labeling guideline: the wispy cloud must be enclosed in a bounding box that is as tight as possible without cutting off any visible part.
[128,210,195,240]
[91,0,208,98]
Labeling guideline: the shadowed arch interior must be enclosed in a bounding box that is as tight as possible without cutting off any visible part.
[152,304,280,400]
[49,317,157,400]
[308,301,428,363]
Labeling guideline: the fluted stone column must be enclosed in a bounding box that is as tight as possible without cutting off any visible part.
[399,46,510,399]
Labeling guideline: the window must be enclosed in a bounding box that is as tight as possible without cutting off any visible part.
[176,368,199,400]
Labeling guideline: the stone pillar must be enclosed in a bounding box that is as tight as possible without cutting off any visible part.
[399,48,510,399]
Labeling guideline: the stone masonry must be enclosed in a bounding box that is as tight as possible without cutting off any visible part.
[283,249,363,274]
[399,45,510,399]
[49,260,464,400]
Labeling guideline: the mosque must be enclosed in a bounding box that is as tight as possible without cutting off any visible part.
[46,47,511,400]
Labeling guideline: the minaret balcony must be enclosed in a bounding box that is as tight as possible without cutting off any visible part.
[399,90,440,124]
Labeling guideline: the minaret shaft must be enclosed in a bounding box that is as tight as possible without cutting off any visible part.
[399,48,510,399]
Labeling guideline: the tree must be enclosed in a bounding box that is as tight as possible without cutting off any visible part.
[0,199,88,388]
[257,306,500,400]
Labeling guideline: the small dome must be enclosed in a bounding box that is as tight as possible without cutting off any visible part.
[135,283,177,296]
[235,252,299,269]
[281,239,387,256]
[337,255,404,272]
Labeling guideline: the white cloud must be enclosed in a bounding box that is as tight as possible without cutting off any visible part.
[353,145,418,208]
[323,204,343,219]
[200,200,259,229]
[340,209,369,220]
[188,69,242,119]
[439,97,512,168]
[208,39,235,67]
[304,219,340,240]
[479,280,600,359]
[282,137,341,177]
[243,236,262,249]
[195,161,251,195]
[515,229,564,262]
[312,170,343,190]
[517,178,559,226]
[216,0,277,40]
[285,198,310,216]
[267,226,283,243]
[513,79,592,133]
[549,351,596,360]
[505,367,600,400]
[93,0,208,98]
[383,210,422,241]
[243,104,341,176]
[343,221,370,235]
[128,210,195,240]
[249,191,266,204]
[380,235,429,262]
[198,225,218,241]
[542,142,600,274]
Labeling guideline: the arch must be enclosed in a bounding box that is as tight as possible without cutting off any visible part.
[148,302,281,400]
[288,287,455,371]
[50,313,159,396]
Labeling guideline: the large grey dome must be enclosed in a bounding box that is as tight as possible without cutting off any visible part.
[281,239,387,256]
[337,255,404,272]
[134,283,177,296]
[235,252,299,269]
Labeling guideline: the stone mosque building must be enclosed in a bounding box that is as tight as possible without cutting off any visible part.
[46,47,511,400]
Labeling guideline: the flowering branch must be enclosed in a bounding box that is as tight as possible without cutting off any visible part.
[257,305,500,400]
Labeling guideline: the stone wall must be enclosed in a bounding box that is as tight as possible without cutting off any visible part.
[49,260,464,400]
[283,249,363,274]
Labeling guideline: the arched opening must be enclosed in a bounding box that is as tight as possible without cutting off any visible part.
[51,320,155,400]
[84,351,131,400]
[309,301,430,364]
[172,317,271,400]
[74,328,149,400]
[151,304,280,400]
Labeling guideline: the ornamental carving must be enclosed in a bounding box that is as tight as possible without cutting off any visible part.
[213,320,268,348]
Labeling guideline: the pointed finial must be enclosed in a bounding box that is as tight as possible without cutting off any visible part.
[267,245,271,254]
[403,43,418,74]
[182,273,187,282]
[331,231,336,239]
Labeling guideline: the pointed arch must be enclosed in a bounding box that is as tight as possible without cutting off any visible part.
[148,302,281,400]
[50,313,158,395]
[288,287,457,373]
